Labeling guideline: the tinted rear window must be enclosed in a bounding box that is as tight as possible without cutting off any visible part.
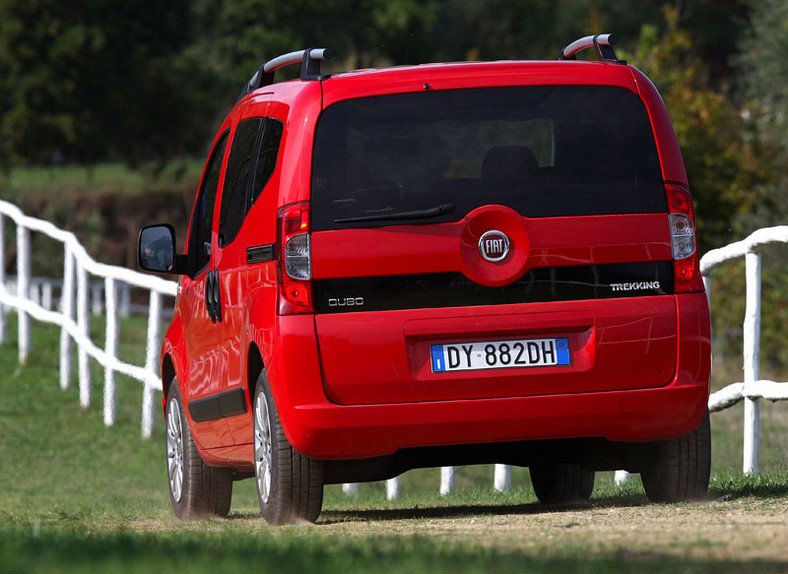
[312,86,666,230]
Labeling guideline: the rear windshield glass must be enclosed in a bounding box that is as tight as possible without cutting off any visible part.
[311,86,666,230]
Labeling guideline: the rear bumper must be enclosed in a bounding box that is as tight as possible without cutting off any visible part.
[284,382,709,460]
[270,292,710,461]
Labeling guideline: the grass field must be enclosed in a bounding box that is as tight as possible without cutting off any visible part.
[1,162,204,202]
[1,313,788,573]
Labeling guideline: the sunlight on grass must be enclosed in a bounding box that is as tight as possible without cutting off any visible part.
[2,314,788,572]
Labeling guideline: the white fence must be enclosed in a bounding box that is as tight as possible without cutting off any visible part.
[0,199,177,437]
[2,275,160,318]
[702,225,788,475]
[1,197,785,495]
[615,224,788,488]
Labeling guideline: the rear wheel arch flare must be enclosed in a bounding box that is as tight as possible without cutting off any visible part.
[247,343,265,405]
[162,354,177,398]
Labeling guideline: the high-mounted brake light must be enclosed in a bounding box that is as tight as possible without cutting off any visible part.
[277,202,313,314]
[666,184,704,293]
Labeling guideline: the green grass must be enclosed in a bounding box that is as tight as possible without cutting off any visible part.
[6,527,784,574]
[2,313,788,572]
[1,161,204,202]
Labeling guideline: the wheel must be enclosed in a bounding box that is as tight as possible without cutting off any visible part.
[529,462,595,505]
[641,411,711,503]
[165,381,232,520]
[253,371,324,525]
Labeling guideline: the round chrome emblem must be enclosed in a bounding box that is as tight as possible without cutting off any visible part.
[478,230,510,262]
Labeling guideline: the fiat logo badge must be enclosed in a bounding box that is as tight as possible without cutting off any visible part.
[478,230,510,262]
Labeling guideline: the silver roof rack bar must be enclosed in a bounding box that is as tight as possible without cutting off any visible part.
[263,48,333,74]
[559,34,625,64]
[238,47,334,103]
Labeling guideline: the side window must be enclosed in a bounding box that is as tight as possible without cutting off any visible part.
[219,118,262,247]
[217,117,285,247]
[250,118,284,207]
[188,130,229,275]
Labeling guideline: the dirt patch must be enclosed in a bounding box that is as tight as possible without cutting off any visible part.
[128,497,788,562]
[314,500,788,561]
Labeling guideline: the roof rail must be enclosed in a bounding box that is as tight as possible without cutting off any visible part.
[559,34,626,64]
[238,48,334,102]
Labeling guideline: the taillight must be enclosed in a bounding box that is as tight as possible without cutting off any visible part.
[666,184,704,293]
[277,202,313,314]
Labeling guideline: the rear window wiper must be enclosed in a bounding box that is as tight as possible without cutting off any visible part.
[333,203,454,224]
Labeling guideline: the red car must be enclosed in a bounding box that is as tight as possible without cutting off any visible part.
[139,35,711,524]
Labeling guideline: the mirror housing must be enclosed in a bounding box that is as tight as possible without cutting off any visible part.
[138,224,187,275]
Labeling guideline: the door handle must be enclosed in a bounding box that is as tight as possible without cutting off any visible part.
[205,269,223,324]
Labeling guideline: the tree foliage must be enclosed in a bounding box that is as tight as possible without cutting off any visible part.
[620,6,781,250]
[0,0,783,250]
[738,0,788,149]
[0,0,785,367]
[0,0,213,167]
[734,0,788,235]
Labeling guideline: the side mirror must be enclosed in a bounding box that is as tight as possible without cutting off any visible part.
[138,224,186,275]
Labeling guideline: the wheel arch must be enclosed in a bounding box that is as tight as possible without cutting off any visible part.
[160,314,186,403]
[247,342,265,407]
[162,353,177,398]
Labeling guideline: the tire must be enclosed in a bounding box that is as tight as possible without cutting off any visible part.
[640,411,711,503]
[529,462,595,505]
[253,371,324,525]
[165,381,233,520]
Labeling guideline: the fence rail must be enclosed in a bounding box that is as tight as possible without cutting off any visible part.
[701,225,788,475]
[0,199,177,437]
[2,275,167,318]
[1,198,785,496]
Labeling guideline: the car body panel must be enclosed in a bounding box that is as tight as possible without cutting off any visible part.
[151,58,710,472]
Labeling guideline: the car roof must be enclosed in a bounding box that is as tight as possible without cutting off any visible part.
[318,60,638,108]
[236,59,639,111]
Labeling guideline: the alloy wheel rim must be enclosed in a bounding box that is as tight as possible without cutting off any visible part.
[166,398,184,502]
[254,392,273,504]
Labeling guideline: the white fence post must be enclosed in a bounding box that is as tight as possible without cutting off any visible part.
[59,246,75,390]
[104,276,118,426]
[386,476,401,500]
[440,466,456,495]
[119,282,131,318]
[77,260,91,408]
[91,283,103,315]
[16,223,31,364]
[0,200,178,440]
[41,281,53,310]
[0,213,6,344]
[702,226,787,476]
[494,464,512,493]
[742,251,762,475]
[614,470,633,486]
[343,483,360,497]
[142,290,162,438]
[30,283,41,306]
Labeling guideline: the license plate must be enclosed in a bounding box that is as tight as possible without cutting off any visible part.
[430,337,570,373]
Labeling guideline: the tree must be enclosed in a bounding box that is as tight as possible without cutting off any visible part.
[204,0,437,90]
[736,0,788,202]
[738,0,788,134]
[621,6,779,251]
[0,0,215,166]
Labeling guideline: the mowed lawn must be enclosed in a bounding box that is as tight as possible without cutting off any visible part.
[2,315,788,573]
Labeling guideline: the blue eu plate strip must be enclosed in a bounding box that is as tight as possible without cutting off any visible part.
[431,345,445,373]
[556,338,570,365]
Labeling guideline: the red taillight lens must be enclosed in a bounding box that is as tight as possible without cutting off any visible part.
[277,202,313,314]
[666,184,704,293]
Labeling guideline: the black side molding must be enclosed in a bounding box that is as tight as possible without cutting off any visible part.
[247,244,276,264]
[188,388,248,423]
